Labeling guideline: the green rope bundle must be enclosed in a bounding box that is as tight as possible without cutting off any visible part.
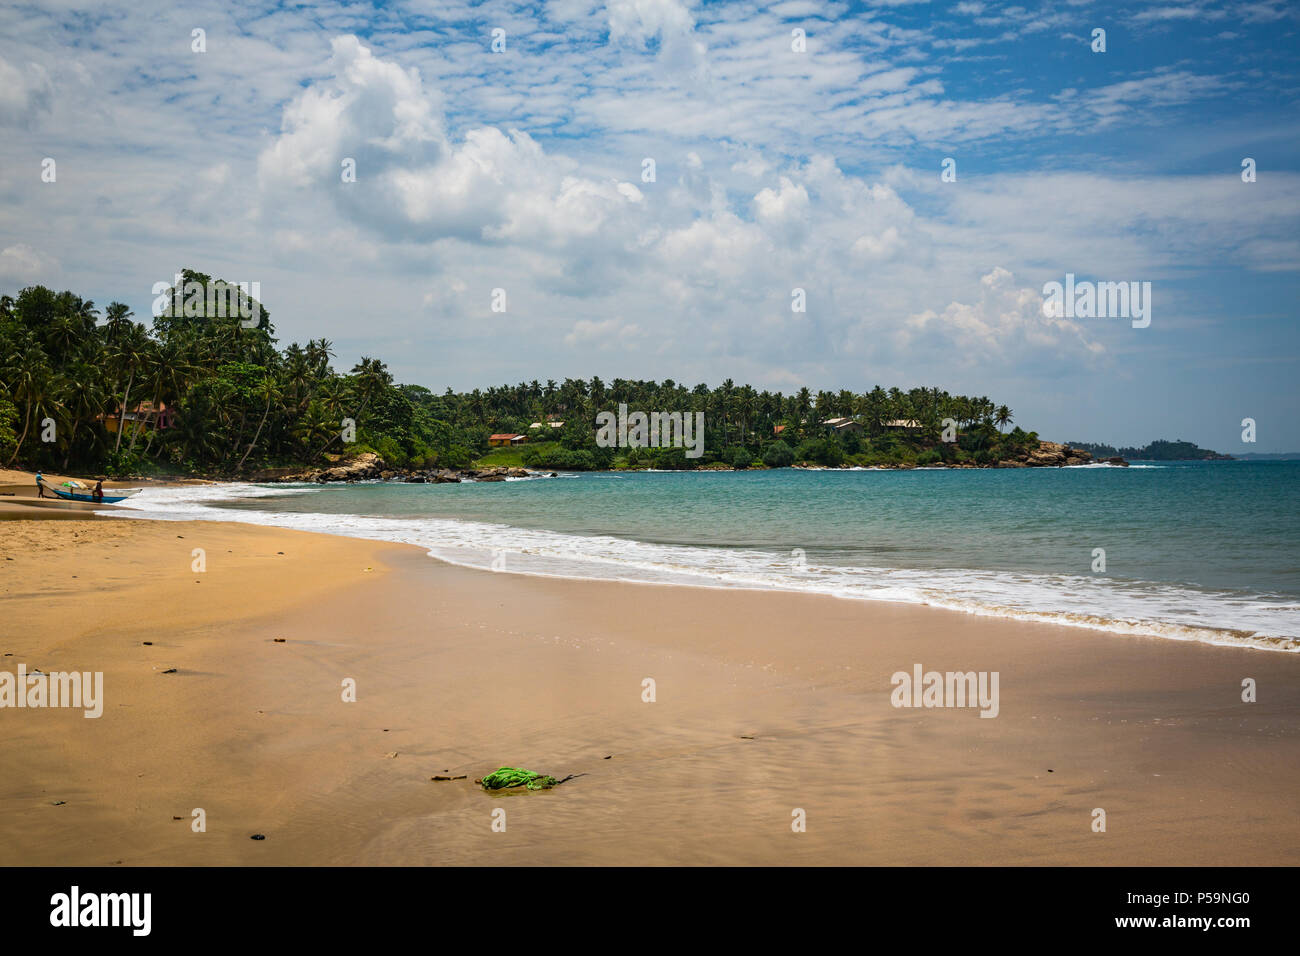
[480,767,559,791]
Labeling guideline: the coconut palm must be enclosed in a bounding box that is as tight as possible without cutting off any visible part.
[236,374,284,472]
[109,324,151,454]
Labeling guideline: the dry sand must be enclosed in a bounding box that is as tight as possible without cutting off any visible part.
[1,516,1298,866]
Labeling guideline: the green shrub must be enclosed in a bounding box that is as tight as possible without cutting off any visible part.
[762,440,794,467]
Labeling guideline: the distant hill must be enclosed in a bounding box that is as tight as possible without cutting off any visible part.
[1067,439,1232,461]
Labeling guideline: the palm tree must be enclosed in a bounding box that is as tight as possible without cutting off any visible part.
[236,375,283,472]
[3,342,52,465]
[102,302,133,348]
[57,359,107,470]
[995,405,1013,432]
[109,324,150,455]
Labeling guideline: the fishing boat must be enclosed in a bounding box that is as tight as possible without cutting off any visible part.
[39,478,141,504]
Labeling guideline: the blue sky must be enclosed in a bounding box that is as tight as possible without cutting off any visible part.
[1,0,1297,451]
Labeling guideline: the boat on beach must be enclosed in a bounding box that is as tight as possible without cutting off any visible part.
[39,478,141,504]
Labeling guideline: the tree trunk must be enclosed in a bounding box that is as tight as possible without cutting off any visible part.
[62,417,79,470]
[236,396,272,472]
[113,373,134,454]
[128,386,160,454]
[6,401,32,465]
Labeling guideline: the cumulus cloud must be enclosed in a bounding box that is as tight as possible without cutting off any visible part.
[0,56,52,128]
[565,316,644,346]
[0,243,56,283]
[258,36,645,246]
[898,267,1104,366]
[606,0,707,74]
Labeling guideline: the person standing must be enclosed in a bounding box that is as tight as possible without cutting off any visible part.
[35,471,45,498]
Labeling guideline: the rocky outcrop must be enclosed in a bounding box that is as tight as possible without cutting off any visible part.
[270,452,387,483]
[995,441,1093,468]
[268,456,547,484]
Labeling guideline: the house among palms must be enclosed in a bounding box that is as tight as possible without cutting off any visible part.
[822,417,863,434]
[100,400,174,434]
[882,419,922,433]
[488,433,527,446]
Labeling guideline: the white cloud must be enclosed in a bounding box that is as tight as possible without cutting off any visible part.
[258,36,643,246]
[898,267,1104,365]
[0,243,56,283]
[0,56,52,128]
[606,0,708,73]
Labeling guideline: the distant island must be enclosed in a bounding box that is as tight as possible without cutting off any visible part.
[1067,439,1233,461]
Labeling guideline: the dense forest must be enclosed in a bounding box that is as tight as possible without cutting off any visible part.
[1,271,1045,476]
[1068,439,1231,461]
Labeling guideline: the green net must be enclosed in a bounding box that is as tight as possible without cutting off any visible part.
[480,767,559,791]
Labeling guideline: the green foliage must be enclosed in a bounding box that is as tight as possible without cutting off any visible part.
[0,275,1053,476]
[650,446,688,470]
[762,440,794,467]
[0,395,17,462]
[793,438,845,467]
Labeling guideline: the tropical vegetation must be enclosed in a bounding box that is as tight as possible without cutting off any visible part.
[1,272,1043,476]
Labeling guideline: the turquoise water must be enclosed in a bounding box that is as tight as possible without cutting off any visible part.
[125,461,1300,649]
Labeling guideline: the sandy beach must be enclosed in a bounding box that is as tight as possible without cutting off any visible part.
[3,508,1298,866]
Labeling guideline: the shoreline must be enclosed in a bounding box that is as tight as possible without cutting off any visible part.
[2,516,1298,865]
[97,475,1300,654]
[6,467,1296,652]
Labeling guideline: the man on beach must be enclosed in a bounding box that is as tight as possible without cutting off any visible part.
[35,471,45,498]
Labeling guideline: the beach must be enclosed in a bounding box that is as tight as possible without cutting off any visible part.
[3,510,1298,866]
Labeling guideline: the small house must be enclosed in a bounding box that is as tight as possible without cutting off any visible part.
[882,419,922,433]
[822,417,863,434]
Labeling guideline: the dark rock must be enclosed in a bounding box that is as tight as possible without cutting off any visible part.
[250,834,266,841]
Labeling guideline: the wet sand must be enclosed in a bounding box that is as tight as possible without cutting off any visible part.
[2,517,1298,865]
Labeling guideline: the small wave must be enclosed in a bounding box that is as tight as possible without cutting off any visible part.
[113,483,1300,653]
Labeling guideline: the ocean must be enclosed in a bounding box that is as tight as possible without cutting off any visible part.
[119,461,1300,651]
